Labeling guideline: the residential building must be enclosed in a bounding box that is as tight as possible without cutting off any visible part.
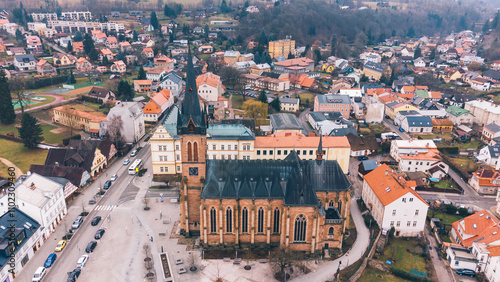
[198,45,213,53]
[146,67,169,81]
[29,164,91,188]
[143,89,173,123]
[107,101,145,143]
[250,63,271,75]
[471,77,491,91]
[53,52,76,66]
[86,86,116,104]
[61,11,92,21]
[290,74,318,90]
[313,94,351,119]
[105,36,118,49]
[133,80,152,93]
[25,35,43,55]
[482,122,500,145]
[119,41,131,52]
[279,97,300,112]
[431,118,454,132]
[157,71,183,97]
[0,174,67,240]
[363,62,390,80]
[154,53,174,69]
[52,105,107,137]
[31,12,58,22]
[269,113,303,133]
[142,47,154,58]
[14,54,35,71]
[446,105,474,125]
[196,72,225,102]
[385,102,419,119]
[469,168,500,195]
[75,57,93,72]
[362,164,429,236]
[465,100,500,126]
[46,20,124,34]
[268,38,295,58]
[451,210,500,248]
[346,133,379,157]
[476,145,500,167]
[36,59,56,76]
[446,244,478,270]
[390,139,449,178]
[364,96,385,123]
[400,116,433,134]
[67,139,117,161]
[99,48,114,61]
[339,88,362,100]
[273,57,315,74]
[0,208,42,282]
[224,50,240,65]
[110,60,126,73]
[240,73,290,92]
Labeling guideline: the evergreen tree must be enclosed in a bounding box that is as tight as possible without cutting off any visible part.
[117,80,134,101]
[133,30,138,41]
[221,0,231,13]
[430,48,436,60]
[314,49,322,64]
[88,49,99,62]
[287,52,295,59]
[18,113,44,148]
[483,20,490,32]
[493,13,499,29]
[258,89,268,104]
[258,29,268,47]
[137,66,147,80]
[407,26,415,38]
[83,33,95,55]
[331,35,336,56]
[150,11,159,30]
[15,29,24,42]
[0,71,15,125]
[102,56,109,66]
[74,31,83,42]
[69,70,76,84]
[413,46,421,59]
[270,98,281,112]
[254,52,261,64]
[67,40,73,52]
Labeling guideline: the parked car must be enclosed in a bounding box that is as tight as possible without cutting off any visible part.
[32,267,46,282]
[456,268,476,277]
[71,216,84,229]
[94,229,105,240]
[55,240,66,252]
[123,159,130,166]
[85,241,97,253]
[103,180,112,190]
[110,174,118,181]
[357,155,369,161]
[399,127,405,132]
[67,268,82,282]
[76,254,89,268]
[44,253,57,268]
[130,150,137,157]
[91,216,102,226]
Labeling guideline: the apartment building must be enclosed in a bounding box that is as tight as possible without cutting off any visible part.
[390,139,449,178]
[268,38,295,59]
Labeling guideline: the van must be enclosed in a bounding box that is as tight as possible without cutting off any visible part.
[72,216,83,229]
[32,267,46,282]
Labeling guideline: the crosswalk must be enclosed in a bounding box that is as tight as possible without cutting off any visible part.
[95,205,115,211]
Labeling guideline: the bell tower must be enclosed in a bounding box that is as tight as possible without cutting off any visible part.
[178,43,207,236]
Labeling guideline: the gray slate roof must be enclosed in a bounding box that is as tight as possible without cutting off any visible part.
[485,122,500,134]
[270,113,303,131]
[363,61,388,73]
[406,116,433,127]
[316,94,350,105]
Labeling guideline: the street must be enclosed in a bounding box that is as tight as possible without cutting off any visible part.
[382,117,410,139]
[298,107,313,135]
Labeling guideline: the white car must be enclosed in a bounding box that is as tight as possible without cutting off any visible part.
[110,174,118,181]
[77,254,89,268]
[130,150,137,157]
[32,267,46,282]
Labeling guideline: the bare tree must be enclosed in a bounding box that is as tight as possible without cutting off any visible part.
[269,247,302,282]
[106,114,124,149]
[9,77,27,114]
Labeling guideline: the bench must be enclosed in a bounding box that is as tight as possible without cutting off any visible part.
[223,257,231,262]
[233,258,242,264]
[175,259,184,265]
[259,259,268,263]
[178,267,187,274]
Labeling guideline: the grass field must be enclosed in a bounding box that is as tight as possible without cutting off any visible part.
[0,161,10,179]
[430,211,463,225]
[0,140,48,174]
[359,268,411,282]
[23,95,57,111]
[66,103,108,116]
[378,238,427,273]
[42,124,70,145]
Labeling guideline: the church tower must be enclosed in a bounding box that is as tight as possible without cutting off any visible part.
[178,44,207,236]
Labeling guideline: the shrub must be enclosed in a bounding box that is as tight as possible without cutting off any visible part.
[458,207,469,217]
[62,134,82,146]
[389,267,430,282]
[444,204,457,215]
[138,168,147,177]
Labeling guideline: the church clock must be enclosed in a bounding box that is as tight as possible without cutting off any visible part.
[189,167,198,176]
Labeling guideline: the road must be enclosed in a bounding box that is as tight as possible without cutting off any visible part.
[45,42,69,55]
[17,142,152,282]
[298,107,313,135]
[425,226,455,282]
[382,117,409,139]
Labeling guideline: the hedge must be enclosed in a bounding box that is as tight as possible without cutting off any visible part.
[25,75,69,89]
[389,267,430,282]
[437,146,459,155]
[62,134,82,146]
[80,95,103,104]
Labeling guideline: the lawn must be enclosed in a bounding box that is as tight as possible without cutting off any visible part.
[0,140,48,174]
[378,238,427,273]
[296,93,315,106]
[453,138,484,150]
[24,95,57,110]
[358,268,411,282]
[429,211,463,225]
[231,93,246,109]
[447,156,480,174]
[417,132,453,142]
[0,161,10,179]
[41,124,70,145]
[433,179,459,190]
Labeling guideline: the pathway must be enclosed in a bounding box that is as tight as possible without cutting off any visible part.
[15,94,78,114]
[0,157,23,178]
[298,108,313,135]
[289,198,370,281]
[425,226,455,282]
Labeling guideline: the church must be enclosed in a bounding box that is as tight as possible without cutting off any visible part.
[173,47,352,254]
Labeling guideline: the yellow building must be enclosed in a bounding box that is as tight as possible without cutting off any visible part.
[269,38,295,59]
[384,102,419,119]
[52,105,107,137]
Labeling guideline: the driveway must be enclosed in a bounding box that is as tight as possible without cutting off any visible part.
[298,108,313,135]
[425,226,455,282]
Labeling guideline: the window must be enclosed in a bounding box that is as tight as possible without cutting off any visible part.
[409,161,412,165]
[228,155,231,160]
[257,150,261,155]
[193,142,198,161]
[407,221,411,227]
[297,150,301,155]
[413,221,417,227]
[396,221,400,227]
[415,210,419,216]
[176,145,179,150]
[160,167,164,172]
[226,207,232,233]
[284,150,288,155]
[187,142,192,161]
[309,150,313,155]
[409,198,413,202]
[213,144,216,150]
[278,150,281,155]
[176,154,180,160]
[212,155,216,160]
[242,207,248,233]
[329,200,334,207]
[337,200,342,212]
[303,150,306,155]
[273,208,280,233]
[177,166,180,171]
[390,221,394,227]
[263,150,267,155]
[258,208,264,233]
[392,210,396,216]
[210,207,217,233]
[234,145,238,150]
[294,214,307,242]
[269,150,273,155]
[160,156,163,161]
[228,145,231,150]
[221,145,225,150]
[402,198,406,203]
[328,227,334,236]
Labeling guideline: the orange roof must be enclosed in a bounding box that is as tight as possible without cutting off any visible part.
[429,91,442,99]
[291,74,315,88]
[398,149,442,161]
[119,41,131,47]
[452,210,500,247]
[36,59,47,66]
[431,118,453,126]
[143,47,153,53]
[0,19,9,24]
[396,93,415,100]
[416,85,429,90]
[143,100,162,114]
[154,89,172,100]
[53,105,106,123]
[274,57,314,67]
[151,92,169,107]
[401,86,416,93]
[73,42,84,50]
[366,88,392,96]
[363,164,428,207]
[196,72,221,88]
[100,48,113,55]
[76,57,89,63]
[487,245,500,257]
[134,80,152,86]
[106,36,118,44]
[378,95,398,104]
[255,131,350,149]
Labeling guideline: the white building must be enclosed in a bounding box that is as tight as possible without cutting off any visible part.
[0,174,67,241]
[390,139,449,178]
[476,145,500,167]
[338,88,362,100]
[364,96,384,123]
[362,164,429,236]
[14,54,36,71]
[465,100,500,126]
[157,71,183,97]
[107,102,145,143]
[196,72,225,102]
[400,116,433,134]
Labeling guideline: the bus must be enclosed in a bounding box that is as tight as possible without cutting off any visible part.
[128,159,143,175]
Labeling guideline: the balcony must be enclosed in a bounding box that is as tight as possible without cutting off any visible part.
[325,207,343,224]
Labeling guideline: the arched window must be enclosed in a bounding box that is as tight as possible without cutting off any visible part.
[273,208,280,233]
[210,207,217,233]
[187,142,192,161]
[241,207,248,233]
[226,207,232,233]
[328,227,334,236]
[193,142,198,161]
[257,207,264,233]
[337,200,342,212]
[294,214,307,242]
[329,200,334,207]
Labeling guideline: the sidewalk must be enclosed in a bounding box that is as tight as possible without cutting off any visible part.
[425,226,455,282]
[289,198,370,281]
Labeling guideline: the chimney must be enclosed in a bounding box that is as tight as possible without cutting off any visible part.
[30,182,35,190]
[385,169,388,176]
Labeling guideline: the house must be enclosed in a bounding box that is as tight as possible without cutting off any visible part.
[240,73,290,92]
[0,208,42,282]
[469,168,500,195]
[107,101,145,143]
[414,57,426,68]
[250,63,271,75]
[273,57,315,74]
[363,62,390,80]
[92,31,107,44]
[464,100,500,126]
[451,94,476,108]
[142,89,173,123]
[451,210,500,248]
[125,55,137,65]
[29,165,90,190]
[446,105,474,125]
[75,57,93,72]
[146,67,169,81]
[492,60,500,71]
[196,72,225,102]
[362,164,429,236]
[279,97,300,112]
[431,118,454,132]
[119,41,131,52]
[476,145,500,167]
[198,45,213,53]
[482,123,500,145]
[314,94,351,119]
[154,53,174,69]
[105,36,118,49]
[224,50,240,65]
[99,48,114,61]
[25,35,43,55]
[95,66,107,73]
[482,70,500,82]
[133,79,152,93]
[44,145,107,178]
[142,47,154,58]
[86,86,116,104]
[0,173,67,240]
[269,114,304,133]
[73,41,84,53]
[400,116,433,134]
[14,54,36,71]
[390,139,449,178]
[8,47,26,56]
[36,59,56,76]
[67,139,117,161]
[346,133,379,157]
[157,70,183,97]
[110,60,126,73]
[385,102,419,119]
[471,77,491,92]
[52,105,107,137]
[53,52,76,66]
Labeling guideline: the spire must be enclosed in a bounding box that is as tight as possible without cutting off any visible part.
[316,130,324,161]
